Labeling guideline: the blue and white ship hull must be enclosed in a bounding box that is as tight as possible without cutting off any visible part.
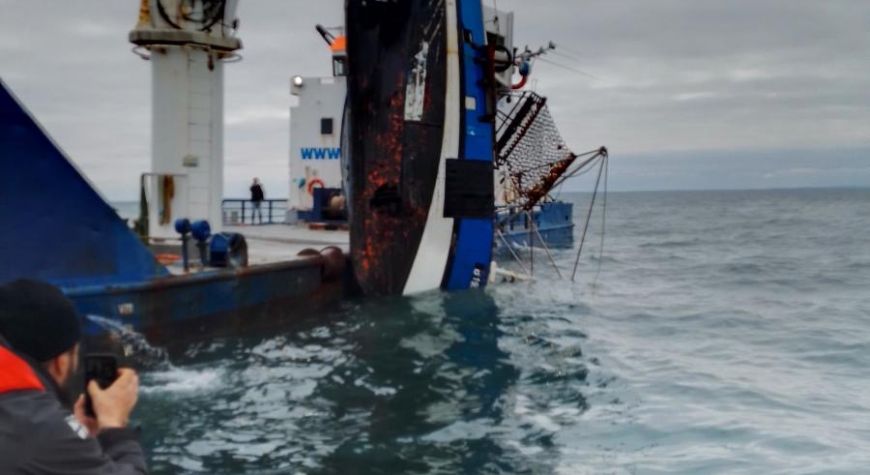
[344,0,496,296]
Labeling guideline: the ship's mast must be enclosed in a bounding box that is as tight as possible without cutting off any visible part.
[129,0,242,239]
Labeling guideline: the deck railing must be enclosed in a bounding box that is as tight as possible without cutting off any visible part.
[222,199,288,225]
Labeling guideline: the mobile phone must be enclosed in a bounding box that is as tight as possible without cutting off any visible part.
[84,354,119,417]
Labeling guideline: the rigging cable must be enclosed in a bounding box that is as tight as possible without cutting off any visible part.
[156,0,182,30]
[552,147,608,187]
[156,0,227,32]
[496,229,532,277]
[592,153,609,288]
[492,0,500,36]
[550,48,585,64]
[528,210,564,279]
[198,0,227,32]
[535,57,600,80]
[555,44,587,60]
[571,151,607,281]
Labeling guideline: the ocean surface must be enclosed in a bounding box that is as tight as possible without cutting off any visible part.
[129,188,870,474]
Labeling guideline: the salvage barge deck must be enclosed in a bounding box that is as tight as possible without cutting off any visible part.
[0,79,354,350]
[75,225,352,347]
[222,225,348,266]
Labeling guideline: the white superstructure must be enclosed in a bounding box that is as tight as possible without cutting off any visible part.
[483,5,515,90]
[285,13,515,219]
[288,28,347,216]
[129,0,241,239]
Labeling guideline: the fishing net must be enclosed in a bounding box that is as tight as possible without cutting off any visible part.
[495,91,578,209]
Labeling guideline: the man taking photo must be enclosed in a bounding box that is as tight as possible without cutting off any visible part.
[0,279,147,474]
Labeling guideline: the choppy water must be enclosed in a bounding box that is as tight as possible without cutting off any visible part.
[134,188,870,474]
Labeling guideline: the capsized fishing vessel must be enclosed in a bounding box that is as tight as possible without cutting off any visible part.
[345,0,498,296]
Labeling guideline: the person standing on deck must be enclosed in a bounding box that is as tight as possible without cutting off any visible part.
[250,177,265,225]
[0,279,146,474]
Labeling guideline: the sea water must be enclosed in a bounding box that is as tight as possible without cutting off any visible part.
[132,188,870,474]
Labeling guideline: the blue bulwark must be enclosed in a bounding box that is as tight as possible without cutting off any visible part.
[0,80,168,287]
[443,0,495,290]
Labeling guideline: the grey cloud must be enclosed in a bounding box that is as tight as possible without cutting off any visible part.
[498,0,870,157]
[2,0,869,200]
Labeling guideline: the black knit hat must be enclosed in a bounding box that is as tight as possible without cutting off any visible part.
[0,279,82,362]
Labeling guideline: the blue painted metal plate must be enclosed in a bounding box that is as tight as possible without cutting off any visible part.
[443,0,496,290]
[0,80,168,287]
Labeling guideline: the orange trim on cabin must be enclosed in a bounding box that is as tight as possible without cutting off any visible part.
[330,35,347,53]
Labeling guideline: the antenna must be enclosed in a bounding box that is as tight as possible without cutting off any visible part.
[492,0,501,36]
[515,41,600,81]
[316,24,335,46]
[516,41,555,63]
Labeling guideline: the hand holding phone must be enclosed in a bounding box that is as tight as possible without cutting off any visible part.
[84,354,119,418]
[86,367,139,430]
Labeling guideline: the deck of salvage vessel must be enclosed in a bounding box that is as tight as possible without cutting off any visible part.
[226,224,349,263]
[162,224,349,274]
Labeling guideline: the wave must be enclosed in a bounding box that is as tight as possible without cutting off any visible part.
[638,238,703,249]
[141,366,225,394]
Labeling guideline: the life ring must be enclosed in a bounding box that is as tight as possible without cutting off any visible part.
[307,178,325,195]
[511,74,529,90]
[512,61,531,90]
[154,253,181,265]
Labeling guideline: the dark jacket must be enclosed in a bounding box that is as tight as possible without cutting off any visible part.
[250,184,265,203]
[0,338,147,474]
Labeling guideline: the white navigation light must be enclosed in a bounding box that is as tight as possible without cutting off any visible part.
[293,76,304,87]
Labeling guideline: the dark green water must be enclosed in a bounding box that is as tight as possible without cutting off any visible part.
[135,189,870,474]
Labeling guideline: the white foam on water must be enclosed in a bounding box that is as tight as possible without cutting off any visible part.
[421,419,496,443]
[84,314,169,369]
[141,366,225,394]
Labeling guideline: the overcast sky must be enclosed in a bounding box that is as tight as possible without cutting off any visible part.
[2,1,869,200]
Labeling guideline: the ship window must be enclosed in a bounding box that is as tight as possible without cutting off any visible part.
[486,32,505,47]
[332,57,347,77]
[321,118,334,135]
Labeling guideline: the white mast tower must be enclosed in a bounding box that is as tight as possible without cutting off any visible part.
[129,0,241,239]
